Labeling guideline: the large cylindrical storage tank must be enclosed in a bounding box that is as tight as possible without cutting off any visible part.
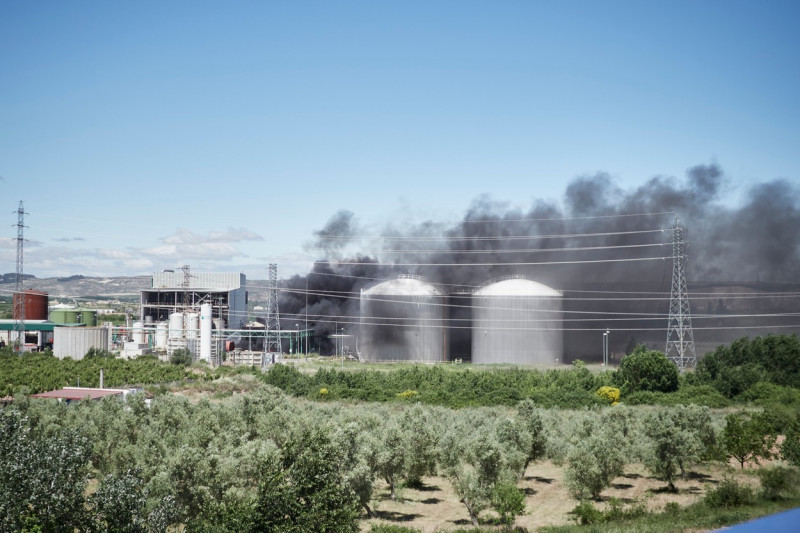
[360,277,447,362]
[54,326,110,360]
[155,322,169,349]
[169,312,184,339]
[200,303,213,362]
[78,309,97,327]
[132,321,146,344]
[50,309,80,324]
[472,277,563,365]
[186,313,199,339]
[13,290,48,320]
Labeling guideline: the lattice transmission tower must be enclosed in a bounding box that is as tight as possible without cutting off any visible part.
[665,216,696,371]
[181,264,192,308]
[263,263,281,367]
[13,201,27,354]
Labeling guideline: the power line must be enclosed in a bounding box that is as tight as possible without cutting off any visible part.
[313,256,673,268]
[315,228,670,241]
[370,242,670,254]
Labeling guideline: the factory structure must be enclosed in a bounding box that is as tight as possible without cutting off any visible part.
[358,275,564,365]
[4,272,566,366]
[140,271,248,330]
[3,272,251,363]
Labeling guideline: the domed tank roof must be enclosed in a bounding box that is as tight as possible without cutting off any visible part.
[363,277,441,296]
[475,277,560,297]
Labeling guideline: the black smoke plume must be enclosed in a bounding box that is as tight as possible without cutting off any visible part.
[281,163,800,358]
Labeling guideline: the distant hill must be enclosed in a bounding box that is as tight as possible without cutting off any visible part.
[0,273,36,283]
[0,275,151,298]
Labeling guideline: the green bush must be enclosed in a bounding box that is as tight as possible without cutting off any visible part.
[758,466,798,501]
[492,481,526,525]
[623,385,729,407]
[170,348,193,366]
[570,500,603,525]
[569,498,647,525]
[703,478,755,508]
[368,525,422,533]
[615,346,679,394]
[696,334,800,397]
[783,417,800,468]
[85,347,116,359]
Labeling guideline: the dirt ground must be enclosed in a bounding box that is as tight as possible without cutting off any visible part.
[360,460,765,532]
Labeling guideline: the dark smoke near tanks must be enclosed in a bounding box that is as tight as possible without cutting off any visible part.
[280,164,800,359]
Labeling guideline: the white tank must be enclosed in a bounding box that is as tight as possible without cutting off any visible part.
[155,322,168,349]
[186,312,199,339]
[359,277,447,362]
[54,326,110,360]
[472,277,563,365]
[200,303,213,362]
[169,312,184,339]
[133,321,146,344]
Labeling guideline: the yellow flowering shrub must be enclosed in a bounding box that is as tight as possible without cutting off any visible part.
[596,386,620,405]
[396,389,418,400]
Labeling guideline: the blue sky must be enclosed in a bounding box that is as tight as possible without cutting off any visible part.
[1,1,798,279]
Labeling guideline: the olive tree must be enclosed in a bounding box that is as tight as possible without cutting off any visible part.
[0,409,92,532]
[253,427,360,532]
[439,411,522,527]
[563,422,627,500]
[642,406,716,491]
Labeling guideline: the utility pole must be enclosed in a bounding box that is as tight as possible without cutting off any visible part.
[665,216,696,371]
[13,201,27,354]
[263,263,281,368]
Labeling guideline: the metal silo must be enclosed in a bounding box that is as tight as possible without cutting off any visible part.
[155,322,169,349]
[50,309,80,325]
[472,277,562,365]
[78,309,97,327]
[13,290,48,320]
[359,276,447,362]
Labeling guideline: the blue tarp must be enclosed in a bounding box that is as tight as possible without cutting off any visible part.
[724,507,800,532]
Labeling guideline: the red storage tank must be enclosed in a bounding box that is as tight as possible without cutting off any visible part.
[13,290,49,320]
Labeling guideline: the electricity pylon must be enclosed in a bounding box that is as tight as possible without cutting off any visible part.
[13,201,27,354]
[263,263,281,367]
[665,216,696,371]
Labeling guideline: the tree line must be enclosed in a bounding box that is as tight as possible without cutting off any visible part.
[2,379,800,532]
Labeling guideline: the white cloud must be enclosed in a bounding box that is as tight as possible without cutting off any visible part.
[0,226,266,278]
[95,249,135,260]
[160,227,263,245]
[139,242,245,261]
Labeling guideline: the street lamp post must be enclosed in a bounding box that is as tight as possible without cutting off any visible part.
[295,323,299,356]
[603,330,610,366]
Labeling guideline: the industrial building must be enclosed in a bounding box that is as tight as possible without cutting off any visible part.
[0,290,54,351]
[53,326,112,360]
[140,271,247,329]
[0,320,55,351]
